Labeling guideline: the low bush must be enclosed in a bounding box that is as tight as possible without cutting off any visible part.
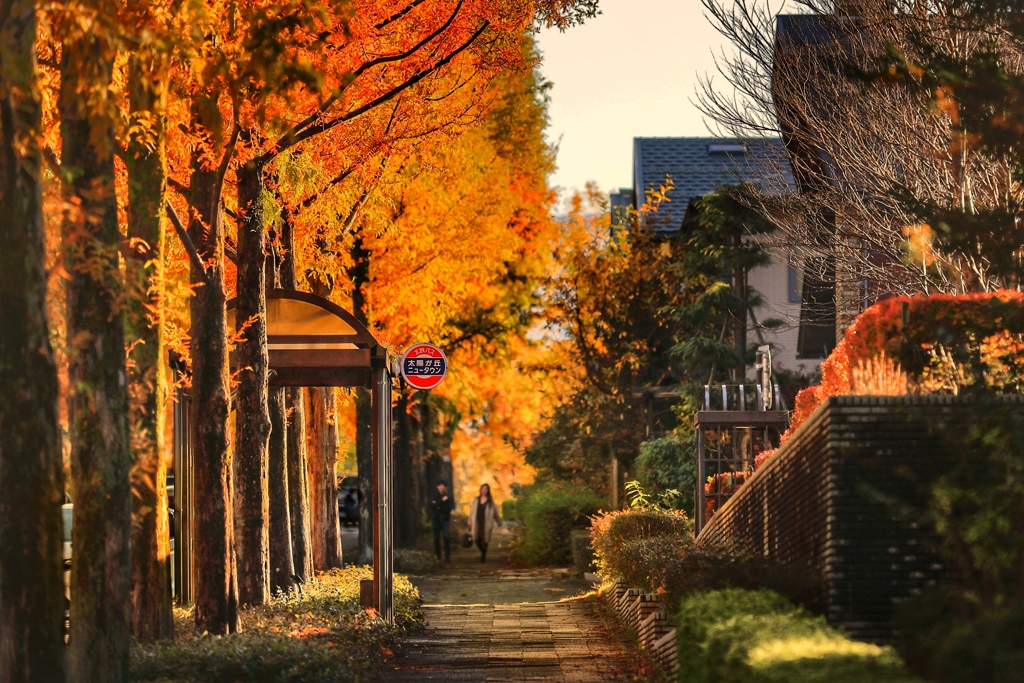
[590,506,692,578]
[659,545,823,615]
[591,491,820,613]
[570,530,596,574]
[676,588,921,683]
[603,533,692,592]
[501,498,518,521]
[131,566,422,682]
[513,483,604,566]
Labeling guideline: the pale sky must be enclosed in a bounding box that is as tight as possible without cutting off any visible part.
[536,0,732,202]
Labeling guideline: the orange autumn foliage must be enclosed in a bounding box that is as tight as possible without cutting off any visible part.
[783,291,1024,441]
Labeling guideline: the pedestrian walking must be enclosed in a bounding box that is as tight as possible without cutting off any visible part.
[468,483,502,563]
[430,480,456,562]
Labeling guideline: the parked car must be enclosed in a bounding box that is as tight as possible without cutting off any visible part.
[338,475,360,525]
[62,503,72,602]
[62,488,175,601]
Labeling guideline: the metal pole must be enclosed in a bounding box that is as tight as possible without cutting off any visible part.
[371,362,394,624]
[696,426,705,533]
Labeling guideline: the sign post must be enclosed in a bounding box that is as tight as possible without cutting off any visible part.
[368,342,448,623]
[371,350,393,623]
[399,342,448,391]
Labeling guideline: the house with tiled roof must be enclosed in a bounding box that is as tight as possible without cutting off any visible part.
[625,137,821,379]
[630,137,793,233]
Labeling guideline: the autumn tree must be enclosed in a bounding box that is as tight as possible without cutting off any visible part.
[669,187,776,382]
[261,3,596,563]
[0,0,67,678]
[122,0,174,640]
[699,0,1024,317]
[54,0,133,674]
[353,39,567,515]
[856,0,1024,288]
[531,187,692,487]
[146,0,596,630]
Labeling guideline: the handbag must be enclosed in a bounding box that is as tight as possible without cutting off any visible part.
[461,532,473,548]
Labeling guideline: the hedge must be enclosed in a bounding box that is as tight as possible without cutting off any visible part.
[675,588,921,683]
[513,483,604,566]
[131,567,422,682]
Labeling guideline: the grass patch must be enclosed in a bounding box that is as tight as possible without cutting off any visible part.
[675,588,921,683]
[131,566,422,682]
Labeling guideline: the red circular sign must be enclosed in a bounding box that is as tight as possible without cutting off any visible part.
[400,343,448,390]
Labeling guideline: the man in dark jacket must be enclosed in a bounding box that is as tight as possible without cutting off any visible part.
[430,480,456,562]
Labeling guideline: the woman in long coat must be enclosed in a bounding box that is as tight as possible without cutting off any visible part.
[468,484,502,563]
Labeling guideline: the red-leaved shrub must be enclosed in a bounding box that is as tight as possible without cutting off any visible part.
[783,291,1024,441]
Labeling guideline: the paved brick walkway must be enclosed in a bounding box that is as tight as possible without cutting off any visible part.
[385,525,637,682]
[386,601,635,682]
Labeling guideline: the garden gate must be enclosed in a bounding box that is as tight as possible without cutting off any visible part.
[695,374,788,533]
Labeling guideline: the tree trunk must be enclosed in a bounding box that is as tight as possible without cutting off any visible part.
[286,389,313,580]
[306,387,342,570]
[349,236,375,564]
[355,388,374,564]
[279,208,313,581]
[394,391,417,548]
[234,158,271,606]
[187,147,240,635]
[734,235,748,380]
[324,388,342,567]
[268,388,294,593]
[412,397,430,538]
[125,51,174,643]
[60,22,132,682]
[0,0,67,676]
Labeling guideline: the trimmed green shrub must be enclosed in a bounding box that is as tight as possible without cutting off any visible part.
[676,588,921,683]
[513,483,604,566]
[394,548,442,575]
[501,498,518,521]
[590,506,692,578]
[131,566,422,682]
[571,530,596,574]
[591,504,821,614]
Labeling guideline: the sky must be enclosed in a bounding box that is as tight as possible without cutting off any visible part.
[535,0,733,202]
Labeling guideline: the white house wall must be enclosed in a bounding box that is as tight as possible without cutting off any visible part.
[746,255,821,380]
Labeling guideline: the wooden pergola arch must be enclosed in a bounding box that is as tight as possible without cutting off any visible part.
[174,289,396,622]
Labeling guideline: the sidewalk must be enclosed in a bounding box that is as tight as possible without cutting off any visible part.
[385,525,639,682]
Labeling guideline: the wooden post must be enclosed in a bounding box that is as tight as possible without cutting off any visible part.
[610,457,619,510]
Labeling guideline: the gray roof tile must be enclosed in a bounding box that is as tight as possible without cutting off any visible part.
[632,137,795,232]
